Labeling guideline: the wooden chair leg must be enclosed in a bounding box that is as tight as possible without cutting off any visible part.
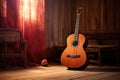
[98,51,101,66]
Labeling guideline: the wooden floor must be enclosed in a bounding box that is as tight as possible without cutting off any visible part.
[0,63,120,80]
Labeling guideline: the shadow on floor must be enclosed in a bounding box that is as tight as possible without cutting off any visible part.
[85,67,120,72]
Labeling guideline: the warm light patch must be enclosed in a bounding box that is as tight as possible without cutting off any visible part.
[18,0,45,38]
[2,0,7,17]
[19,0,37,21]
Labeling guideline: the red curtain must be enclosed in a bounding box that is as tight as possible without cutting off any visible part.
[1,0,46,66]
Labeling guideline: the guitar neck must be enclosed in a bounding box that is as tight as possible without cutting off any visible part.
[74,14,80,41]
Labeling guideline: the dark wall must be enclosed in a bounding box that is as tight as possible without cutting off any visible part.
[45,0,120,62]
[46,0,120,35]
[73,0,120,33]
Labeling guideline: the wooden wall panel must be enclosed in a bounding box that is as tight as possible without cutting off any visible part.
[75,0,120,33]
[45,0,71,47]
[75,0,105,33]
[45,0,120,60]
[45,0,120,47]
[104,0,120,33]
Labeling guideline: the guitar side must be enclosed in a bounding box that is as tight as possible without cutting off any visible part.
[60,34,87,69]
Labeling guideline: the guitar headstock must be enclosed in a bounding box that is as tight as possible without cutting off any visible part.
[77,7,83,15]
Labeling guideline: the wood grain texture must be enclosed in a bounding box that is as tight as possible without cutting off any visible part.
[45,0,71,47]
[45,0,120,48]
[0,64,120,80]
[75,0,120,33]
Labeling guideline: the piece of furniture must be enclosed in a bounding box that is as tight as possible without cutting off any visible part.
[0,28,27,68]
[84,33,120,66]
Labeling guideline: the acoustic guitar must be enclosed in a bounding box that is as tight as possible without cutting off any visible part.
[60,8,87,69]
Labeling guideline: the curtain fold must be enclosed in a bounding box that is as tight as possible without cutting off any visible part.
[0,0,46,66]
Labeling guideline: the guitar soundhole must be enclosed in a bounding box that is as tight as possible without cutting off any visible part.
[72,41,78,46]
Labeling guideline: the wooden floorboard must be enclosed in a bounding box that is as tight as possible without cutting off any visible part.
[0,63,120,80]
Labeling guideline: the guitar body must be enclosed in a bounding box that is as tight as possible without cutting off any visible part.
[61,34,87,69]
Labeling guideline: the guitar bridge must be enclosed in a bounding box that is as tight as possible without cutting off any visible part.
[67,54,80,58]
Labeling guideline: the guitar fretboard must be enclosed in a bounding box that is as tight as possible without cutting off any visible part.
[74,14,81,41]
